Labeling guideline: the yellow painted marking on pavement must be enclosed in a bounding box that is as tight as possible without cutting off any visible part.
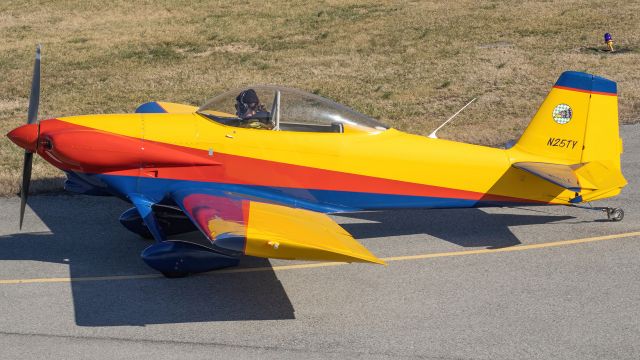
[0,274,161,285]
[383,231,640,262]
[1,231,638,285]
[217,262,346,274]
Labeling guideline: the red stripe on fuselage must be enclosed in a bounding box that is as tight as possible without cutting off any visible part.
[40,118,528,203]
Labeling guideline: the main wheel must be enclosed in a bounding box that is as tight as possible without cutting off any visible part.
[610,208,624,222]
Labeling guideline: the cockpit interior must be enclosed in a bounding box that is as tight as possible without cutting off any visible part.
[197,86,388,134]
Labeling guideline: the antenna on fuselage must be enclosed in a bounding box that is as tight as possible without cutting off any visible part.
[428,97,477,139]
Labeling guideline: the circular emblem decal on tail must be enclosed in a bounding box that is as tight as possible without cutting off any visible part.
[552,104,572,125]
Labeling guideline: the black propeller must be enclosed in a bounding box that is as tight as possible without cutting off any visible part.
[18,44,41,229]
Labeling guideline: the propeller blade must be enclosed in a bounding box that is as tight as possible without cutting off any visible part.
[19,152,33,230]
[27,44,41,125]
[19,45,41,229]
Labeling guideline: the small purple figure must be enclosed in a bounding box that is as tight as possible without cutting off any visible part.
[604,33,614,52]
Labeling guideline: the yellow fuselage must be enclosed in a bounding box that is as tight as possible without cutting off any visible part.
[46,112,586,211]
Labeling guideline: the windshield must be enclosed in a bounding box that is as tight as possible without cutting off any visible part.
[198,85,388,133]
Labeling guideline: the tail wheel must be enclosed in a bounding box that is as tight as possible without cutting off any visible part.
[609,208,624,222]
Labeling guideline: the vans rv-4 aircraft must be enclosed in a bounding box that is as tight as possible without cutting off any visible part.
[8,46,627,277]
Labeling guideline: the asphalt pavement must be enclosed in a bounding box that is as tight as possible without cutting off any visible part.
[0,125,638,359]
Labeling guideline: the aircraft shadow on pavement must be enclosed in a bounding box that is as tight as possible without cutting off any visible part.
[338,207,573,249]
[2,195,572,326]
[0,195,295,326]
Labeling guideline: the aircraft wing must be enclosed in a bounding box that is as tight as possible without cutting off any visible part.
[170,189,385,265]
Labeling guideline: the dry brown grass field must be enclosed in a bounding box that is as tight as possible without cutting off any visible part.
[1,0,638,195]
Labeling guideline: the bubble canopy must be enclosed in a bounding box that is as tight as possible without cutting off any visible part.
[197,85,388,133]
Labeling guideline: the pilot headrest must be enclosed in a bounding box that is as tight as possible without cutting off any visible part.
[236,89,259,105]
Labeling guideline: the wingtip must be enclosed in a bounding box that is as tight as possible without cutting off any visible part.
[339,247,386,265]
[354,254,386,265]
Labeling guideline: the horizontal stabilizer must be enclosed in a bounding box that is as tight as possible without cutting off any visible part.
[513,161,627,193]
[573,161,627,191]
[513,162,582,192]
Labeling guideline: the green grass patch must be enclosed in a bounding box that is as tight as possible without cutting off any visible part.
[0,0,638,195]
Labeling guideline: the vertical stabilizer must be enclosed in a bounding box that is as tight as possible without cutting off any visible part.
[513,72,626,201]
[515,71,622,170]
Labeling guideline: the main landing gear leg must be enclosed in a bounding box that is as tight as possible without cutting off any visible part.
[128,194,240,278]
[571,204,624,222]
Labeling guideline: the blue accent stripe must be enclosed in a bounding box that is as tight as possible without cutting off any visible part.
[554,71,617,95]
[80,173,540,213]
[135,102,167,113]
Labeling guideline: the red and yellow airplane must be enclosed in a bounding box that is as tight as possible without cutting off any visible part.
[8,46,627,277]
